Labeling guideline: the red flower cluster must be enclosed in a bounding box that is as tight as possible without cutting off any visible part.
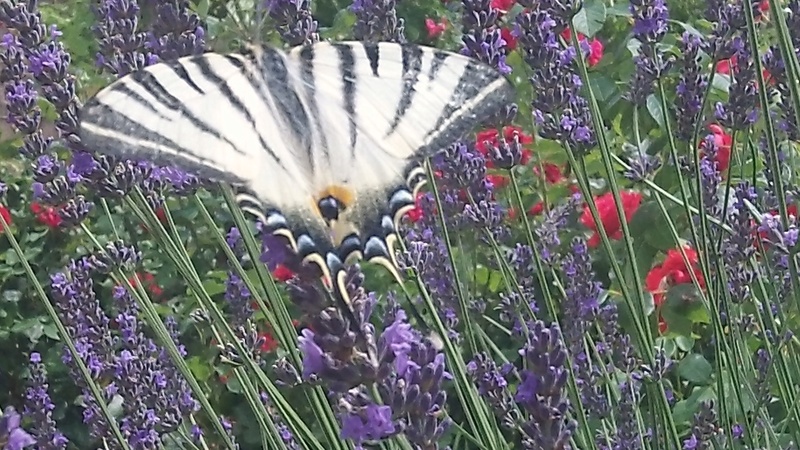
[127,272,164,298]
[560,28,604,67]
[645,246,705,333]
[31,202,61,228]
[579,190,643,248]
[475,126,534,168]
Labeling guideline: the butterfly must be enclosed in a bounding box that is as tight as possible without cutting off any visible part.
[78,40,515,299]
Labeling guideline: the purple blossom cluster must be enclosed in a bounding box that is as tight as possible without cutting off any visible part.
[47,244,198,449]
[1,0,93,227]
[282,265,453,447]
[514,4,596,154]
[625,0,672,106]
[461,0,511,75]
[351,0,404,43]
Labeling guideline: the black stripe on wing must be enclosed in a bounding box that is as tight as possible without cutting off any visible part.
[297,45,331,169]
[128,70,245,156]
[259,47,315,169]
[420,58,514,156]
[385,44,424,137]
[333,43,359,155]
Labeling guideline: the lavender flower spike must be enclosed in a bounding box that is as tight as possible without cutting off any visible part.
[0,406,36,450]
[24,353,69,450]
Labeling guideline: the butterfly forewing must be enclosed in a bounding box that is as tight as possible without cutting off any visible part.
[78,41,515,290]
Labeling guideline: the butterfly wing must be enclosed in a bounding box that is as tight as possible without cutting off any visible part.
[78,49,318,216]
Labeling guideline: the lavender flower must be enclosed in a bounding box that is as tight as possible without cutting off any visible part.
[715,45,758,130]
[295,265,381,390]
[266,0,319,46]
[260,393,300,449]
[623,150,662,182]
[625,0,672,106]
[682,401,721,450]
[515,321,575,448]
[1,0,92,227]
[0,407,35,450]
[92,0,153,75]
[560,237,606,418]
[24,353,68,450]
[515,7,595,154]
[674,32,709,141]
[148,0,205,61]
[722,183,757,303]
[461,0,511,74]
[534,193,581,265]
[466,353,515,421]
[629,0,669,45]
[351,0,404,43]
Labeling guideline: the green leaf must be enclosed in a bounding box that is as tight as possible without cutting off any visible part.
[677,353,713,384]
[646,94,666,129]
[661,283,709,336]
[572,0,607,37]
[675,335,695,352]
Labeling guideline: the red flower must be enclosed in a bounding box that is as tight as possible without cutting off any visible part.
[30,202,61,228]
[645,246,705,333]
[140,206,169,232]
[486,174,510,189]
[259,330,279,353]
[700,124,732,173]
[0,205,11,231]
[424,18,447,39]
[475,126,534,168]
[579,190,643,248]
[501,27,517,51]
[405,192,427,223]
[587,38,604,67]
[506,207,518,221]
[534,162,566,185]
[559,28,604,67]
[127,272,164,298]
[716,55,774,86]
[272,264,295,282]
[491,0,515,12]
[528,201,545,216]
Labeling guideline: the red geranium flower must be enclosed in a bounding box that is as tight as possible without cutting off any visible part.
[31,202,61,228]
[528,201,545,216]
[127,272,164,298]
[0,205,12,231]
[716,54,774,86]
[259,330,279,353]
[534,162,566,185]
[700,124,732,173]
[579,190,643,248]
[645,246,705,333]
[491,0,515,12]
[424,17,447,39]
[560,27,604,67]
[501,27,517,51]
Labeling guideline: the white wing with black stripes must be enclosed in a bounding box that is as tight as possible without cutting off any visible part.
[78,41,515,291]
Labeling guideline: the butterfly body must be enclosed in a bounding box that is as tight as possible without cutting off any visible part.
[78,40,514,289]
